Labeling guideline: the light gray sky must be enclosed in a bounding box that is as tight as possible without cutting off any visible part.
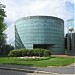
[0,0,75,33]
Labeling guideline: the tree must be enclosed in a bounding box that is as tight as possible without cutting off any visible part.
[0,3,14,56]
[0,2,6,31]
[1,44,14,56]
[0,2,6,56]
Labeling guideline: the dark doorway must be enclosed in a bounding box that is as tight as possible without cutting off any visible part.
[33,44,51,49]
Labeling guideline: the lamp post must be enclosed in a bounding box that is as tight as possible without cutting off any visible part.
[68,27,74,51]
[69,27,74,32]
[67,19,74,55]
[69,27,74,39]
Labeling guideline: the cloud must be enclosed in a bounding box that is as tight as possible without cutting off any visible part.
[29,0,49,11]
[0,0,75,33]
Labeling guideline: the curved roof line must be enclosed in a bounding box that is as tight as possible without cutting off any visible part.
[15,15,64,23]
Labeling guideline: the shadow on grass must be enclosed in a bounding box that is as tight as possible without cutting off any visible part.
[50,56,56,58]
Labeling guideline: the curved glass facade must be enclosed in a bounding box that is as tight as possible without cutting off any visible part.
[15,16,64,54]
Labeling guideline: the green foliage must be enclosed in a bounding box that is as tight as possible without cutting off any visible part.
[0,44,14,56]
[0,2,7,56]
[0,57,75,67]
[8,48,51,57]
[32,48,44,57]
[0,2,6,32]
[44,50,51,57]
[8,49,21,57]
[0,3,12,56]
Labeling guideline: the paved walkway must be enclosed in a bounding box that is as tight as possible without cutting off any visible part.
[0,63,75,75]
[68,63,75,67]
[51,55,75,58]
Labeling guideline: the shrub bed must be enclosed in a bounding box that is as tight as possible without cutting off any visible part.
[16,57,50,61]
[8,48,51,57]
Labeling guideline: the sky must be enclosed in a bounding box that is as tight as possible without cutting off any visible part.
[0,0,75,34]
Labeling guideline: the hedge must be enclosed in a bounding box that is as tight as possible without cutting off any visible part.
[8,48,51,57]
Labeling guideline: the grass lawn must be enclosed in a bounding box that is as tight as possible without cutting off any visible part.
[0,56,75,67]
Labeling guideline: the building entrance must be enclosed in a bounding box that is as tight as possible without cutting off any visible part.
[33,44,53,49]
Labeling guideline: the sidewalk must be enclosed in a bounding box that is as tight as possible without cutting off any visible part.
[67,63,75,67]
[51,55,75,58]
[0,63,75,75]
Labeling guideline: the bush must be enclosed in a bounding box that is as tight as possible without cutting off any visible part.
[31,48,44,57]
[8,50,20,57]
[8,48,51,57]
[44,50,51,57]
